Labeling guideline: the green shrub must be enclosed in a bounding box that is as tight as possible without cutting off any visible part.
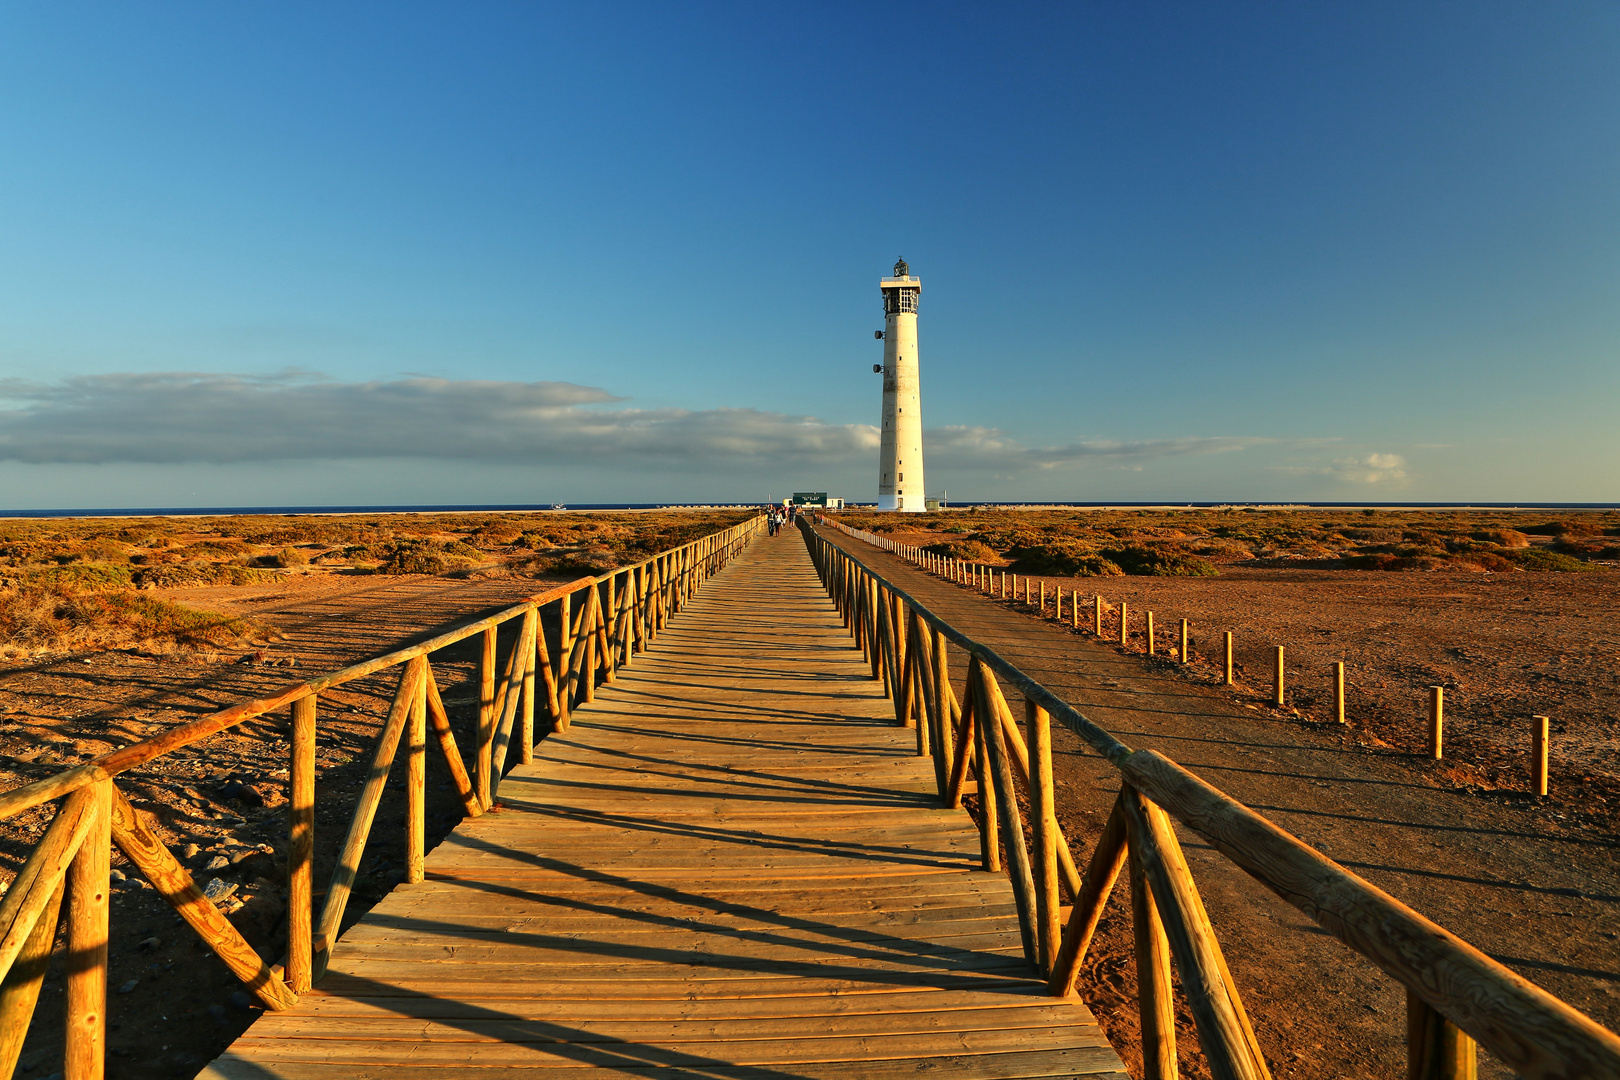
[1101,546,1217,577]
[1006,542,1123,577]
[28,563,135,590]
[132,562,280,588]
[1508,548,1600,572]
[0,584,266,654]
[271,546,309,568]
[1471,528,1529,548]
[924,539,996,562]
[373,539,483,576]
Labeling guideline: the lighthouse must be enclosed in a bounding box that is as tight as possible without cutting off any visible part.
[876,257,925,512]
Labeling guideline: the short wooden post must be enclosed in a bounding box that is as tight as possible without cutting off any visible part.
[1407,988,1478,1080]
[1072,590,1080,628]
[288,694,315,993]
[1532,715,1549,796]
[1224,631,1234,685]
[1119,601,1128,647]
[1429,686,1444,759]
[65,779,112,1080]
[1146,611,1155,655]
[1094,594,1103,635]
[1333,662,1346,723]
[1274,646,1286,707]
[1040,581,1047,613]
[1179,619,1189,664]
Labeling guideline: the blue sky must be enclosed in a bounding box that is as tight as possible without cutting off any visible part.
[0,2,1615,507]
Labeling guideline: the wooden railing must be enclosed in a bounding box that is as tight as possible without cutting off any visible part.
[805,516,1620,1080]
[0,515,763,1079]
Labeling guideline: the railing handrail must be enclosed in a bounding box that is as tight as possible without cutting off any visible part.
[806,514,1620,1080]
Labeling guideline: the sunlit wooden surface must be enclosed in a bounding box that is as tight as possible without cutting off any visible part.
[201,535,1126,1079]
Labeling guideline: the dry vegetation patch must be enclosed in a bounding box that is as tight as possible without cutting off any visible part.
[0,508,753,658]
[843,506,1620,576]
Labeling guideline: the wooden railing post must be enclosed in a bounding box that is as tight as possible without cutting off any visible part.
[520,607,537,763]
[977,667,1038,968]
[478,626,496,809]
[1026,699,1061,975]
[933,626,955,796]
[966,661,1001,873]
[65,778,111,1080]
[1048,793,1128,997]
[1132,826,1178,1080]
[288,694,316,993]
[315,660,424,978]
[1122,784,1271,1080]
[0,879,65,1077]
[406,657,427,883]
[1408,989,1479,1080]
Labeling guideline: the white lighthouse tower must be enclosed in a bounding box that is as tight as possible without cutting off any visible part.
[876,258,925,512]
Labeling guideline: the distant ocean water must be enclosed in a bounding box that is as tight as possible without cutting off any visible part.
[0,501,1613,519]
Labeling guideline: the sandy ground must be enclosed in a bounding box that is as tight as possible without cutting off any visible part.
[813,526,1620,1080]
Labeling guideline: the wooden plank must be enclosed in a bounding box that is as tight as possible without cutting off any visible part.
[202,1046,1129,1079]
[215,1027,1112,1065]
[244,1003,1092,1039]
[259,986,1074,1020]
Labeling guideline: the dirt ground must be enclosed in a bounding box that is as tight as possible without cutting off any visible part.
[816,524,1620,1080]
[866,521,1620,832]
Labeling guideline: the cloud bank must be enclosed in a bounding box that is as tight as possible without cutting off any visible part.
[0,372,1270,475]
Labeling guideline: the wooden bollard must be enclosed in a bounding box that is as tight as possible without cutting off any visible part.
[1094,594,1103,636]
[1071,590,1080,628]
[1145,611,1155,655]
[1119,601,1128,647]
[1532,715,1549,796]
[1179,618,1189,664]
[1224,632,1234,685]
[1428,686,1444,759]
[1333,662,1346,723]
[1274,646,1285,707]
[1040,581,1047,613]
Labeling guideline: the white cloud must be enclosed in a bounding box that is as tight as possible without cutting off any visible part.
[1328,453,1409,484]
[0,371,1284,481]
[0,371,878,465]
[925,425,1274,471]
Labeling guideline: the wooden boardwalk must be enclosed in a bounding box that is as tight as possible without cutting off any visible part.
[202,534,1127,1079]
